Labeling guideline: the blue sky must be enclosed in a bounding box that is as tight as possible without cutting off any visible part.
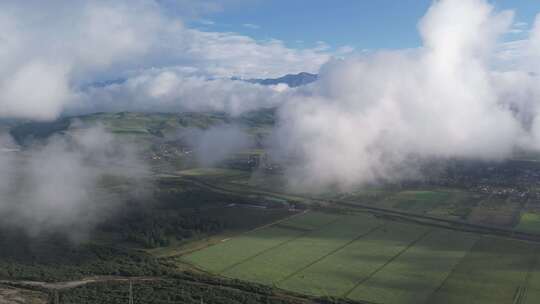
[189,0,540,51]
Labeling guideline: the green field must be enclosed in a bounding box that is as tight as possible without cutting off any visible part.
[338,187,482,221]
[182,211,540,303]
[428,237,538,304]
[347,229,477,304]
[517,212,540,234]
[389,190,452,210]
[222,215,383,285]
[281,221,429,297]
[525,250,540,304]
[182,212,339,273]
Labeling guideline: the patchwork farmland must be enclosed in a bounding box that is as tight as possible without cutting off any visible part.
[182,211,540,304]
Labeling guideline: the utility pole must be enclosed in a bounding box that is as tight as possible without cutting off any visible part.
[128,281,134,304]
[54,290,59,304]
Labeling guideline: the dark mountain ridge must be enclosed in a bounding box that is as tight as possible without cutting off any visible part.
[246,72,318,87]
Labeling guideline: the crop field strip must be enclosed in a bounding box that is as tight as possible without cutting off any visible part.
[221,214,385,285]
[421,233,479,302]
[279,221,430,297]
[426,237,540,304]
[183,211,540,303]
[181,212,340,273]
[346,229,478,304]
[274,223,387,285]
[217,216,345,275]
[342,228,433,299]
[523,247,540,304]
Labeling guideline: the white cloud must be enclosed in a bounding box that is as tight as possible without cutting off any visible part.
[0,0,331,121]
[0,125,148,238]
[507,21,528,34]
[197,19,216,26]
[243,23,261,30]
[72,68,291,116]
[272,0,540,190]
[5,0,540,195]
[176,31,330,78]
[0,0,174,120]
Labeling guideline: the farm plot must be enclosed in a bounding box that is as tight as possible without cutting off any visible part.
[380,189,481,218]
[388,190,452,211]
[467,197,521,227]
[339,188,397,205]
[221,214,384,285]
[525,250,540,304]
[280,221,429,297]
[181,212,339,273]
[347,229,478,304]
[343,188,482,220]
[427,237,539,304]
[517,212,540,234]
[182,211,540,303]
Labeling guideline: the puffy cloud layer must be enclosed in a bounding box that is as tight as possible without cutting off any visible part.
[274,0,540,190]
[0,0,331,237]
[0,0,330,120]
[72,69,291,116]
[0,0,170,120]
[0,125,148,239]
[187,125,253,166]
[4,0,540,206]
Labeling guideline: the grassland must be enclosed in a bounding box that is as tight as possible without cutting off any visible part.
[182,211,540,304]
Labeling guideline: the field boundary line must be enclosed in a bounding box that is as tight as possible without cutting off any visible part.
[173,210,309,259]
[342,228,433,299]
[423,235,480,303]
[519,246,540,304]
[245,209,310,235]
[218,216,343,274]
[275,223,386,286]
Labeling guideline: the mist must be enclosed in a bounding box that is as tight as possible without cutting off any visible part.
[0,0,325,238]
[187,125,253,167]
[273,0,540,190]
[3,0,540,234]
[0,0,328,121]
[72,71,291,116]
[0,125,149,240]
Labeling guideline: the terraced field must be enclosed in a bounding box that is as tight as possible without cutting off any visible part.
[181,211,540,304]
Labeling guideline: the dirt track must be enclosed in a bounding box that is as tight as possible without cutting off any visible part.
[0,276,160,291]
[0,286,47,304]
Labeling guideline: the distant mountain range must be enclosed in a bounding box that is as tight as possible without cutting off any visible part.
[245,72,318,87]
[88,78,127,88]
[88,72,318,90]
